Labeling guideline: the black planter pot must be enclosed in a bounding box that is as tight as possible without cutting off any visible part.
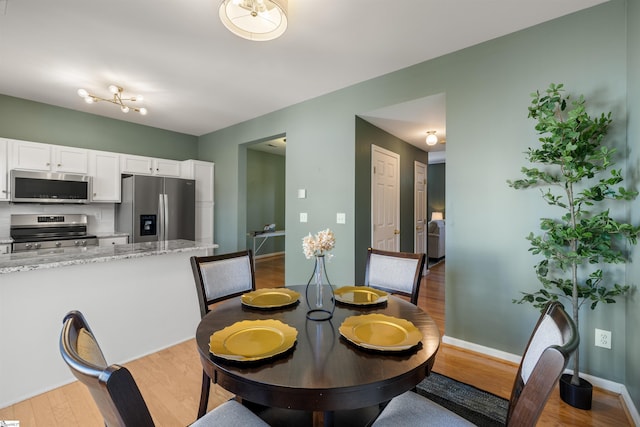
[559,373,593,410]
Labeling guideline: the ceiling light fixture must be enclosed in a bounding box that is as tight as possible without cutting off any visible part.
[77,85,148,115]
[426,131,438,146]
[219,0,288,41]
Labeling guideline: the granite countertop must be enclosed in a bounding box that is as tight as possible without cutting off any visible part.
[0,237,12,245]
[0,239,217,274]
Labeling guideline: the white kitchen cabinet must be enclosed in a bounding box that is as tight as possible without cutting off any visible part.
[182,160,214,202]
[195,202,214,244]
[182,160,215,243]
[98,236,129,246]
[9,139,88,173]
[89,150,121,202]
[153,158,181,177]
[120,154,154,175]
[9,139,51,171]
[52,145,89,173]
[0,139,8,201]
[121,154,181,177]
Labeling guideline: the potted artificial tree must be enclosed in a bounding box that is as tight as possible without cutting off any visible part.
[508,83,640,409]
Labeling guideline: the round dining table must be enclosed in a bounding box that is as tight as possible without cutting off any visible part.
[195,285,441,426]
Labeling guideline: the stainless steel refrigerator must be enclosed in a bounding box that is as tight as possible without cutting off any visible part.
[116,175,196,243]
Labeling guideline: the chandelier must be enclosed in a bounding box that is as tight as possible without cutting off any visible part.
[219,0,288,41]
[77,85,148,115]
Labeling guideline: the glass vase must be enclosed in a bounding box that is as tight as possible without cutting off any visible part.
[305,255,334,321]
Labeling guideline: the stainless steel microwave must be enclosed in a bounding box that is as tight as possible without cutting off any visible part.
[10,170,92,204]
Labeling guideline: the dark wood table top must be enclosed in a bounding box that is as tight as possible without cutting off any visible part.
[195,285,441,412]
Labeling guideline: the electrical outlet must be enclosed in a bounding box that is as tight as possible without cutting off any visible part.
[299,212,308,223]
[336,213,346,224]
[595,328,612,349]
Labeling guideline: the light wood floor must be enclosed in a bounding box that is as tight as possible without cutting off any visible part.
[0,255,632,426]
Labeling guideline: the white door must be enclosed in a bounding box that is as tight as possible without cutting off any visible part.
[414,161,427,257]
[372,145,400,251]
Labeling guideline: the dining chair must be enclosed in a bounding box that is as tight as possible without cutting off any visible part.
[59,310,268,427]
[190,249,256,418]
[371,301,579,427]
[364,248,426,305]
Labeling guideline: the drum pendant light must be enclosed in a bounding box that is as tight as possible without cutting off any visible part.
[219,0,288,41]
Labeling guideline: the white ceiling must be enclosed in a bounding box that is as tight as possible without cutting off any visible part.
[0,0,606,139]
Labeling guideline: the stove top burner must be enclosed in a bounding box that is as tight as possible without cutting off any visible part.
[10,213,99,252]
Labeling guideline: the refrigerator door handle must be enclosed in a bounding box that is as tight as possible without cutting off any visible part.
[158,193,165,241]
[163,193,169,240]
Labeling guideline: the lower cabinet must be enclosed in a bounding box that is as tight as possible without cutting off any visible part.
[0,244,10,254]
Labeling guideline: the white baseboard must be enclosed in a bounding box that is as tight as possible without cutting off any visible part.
[442,334,639,425]
[255,251,285,260]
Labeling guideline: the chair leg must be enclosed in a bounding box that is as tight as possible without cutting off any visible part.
[197,370,211,419]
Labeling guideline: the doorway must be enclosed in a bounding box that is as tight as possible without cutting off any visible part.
[371,145,400,251]
[244,136,286,260]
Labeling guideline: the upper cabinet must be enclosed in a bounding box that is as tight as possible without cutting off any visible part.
[121,154,181,177]
[0,139,8,201]
[89,150,121,202]
[120,154,154,175]
[9,139,88,174]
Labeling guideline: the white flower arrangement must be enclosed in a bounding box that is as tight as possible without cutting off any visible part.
[302,228,335,259]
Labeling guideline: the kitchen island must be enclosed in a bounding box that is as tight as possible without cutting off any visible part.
[0,239,217,408]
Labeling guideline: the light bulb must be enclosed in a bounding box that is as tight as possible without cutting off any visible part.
[121,105,129,113]
[426,132,438,146]
[109,85,120,94]
[84,97,94,104]
[77,88,88,98]
[136,95,144,102]
[139,107,148,115]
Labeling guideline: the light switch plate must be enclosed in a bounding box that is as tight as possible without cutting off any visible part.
[300,212,308,223]
[297,189,307,199]
[336,213,346,224]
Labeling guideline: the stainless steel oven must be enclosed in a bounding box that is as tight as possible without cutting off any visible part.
[10,214,98,252]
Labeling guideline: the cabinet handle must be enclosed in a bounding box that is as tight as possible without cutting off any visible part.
[46,162,51,166]
[57,163,61,167]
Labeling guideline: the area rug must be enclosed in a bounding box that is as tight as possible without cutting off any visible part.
[416,372,509,427]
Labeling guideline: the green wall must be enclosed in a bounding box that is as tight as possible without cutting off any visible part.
[0,94,198,159]
[198,0,636,399]
[354,117,429,284]
[246,149,286,255]
[427,163,445,221]
[626,0,640,408]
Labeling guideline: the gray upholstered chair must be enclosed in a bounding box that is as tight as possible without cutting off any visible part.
[190,250,256,418]
[372,301,579,427]
[60,310,268,427]
[364,248,426,305]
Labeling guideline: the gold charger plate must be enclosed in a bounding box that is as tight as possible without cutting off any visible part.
[210,319,298,362]
[334,286,388,305]
[241,288,300,309]
[339,314,422,351]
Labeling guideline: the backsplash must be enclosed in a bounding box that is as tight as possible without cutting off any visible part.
[0,203,116,237]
